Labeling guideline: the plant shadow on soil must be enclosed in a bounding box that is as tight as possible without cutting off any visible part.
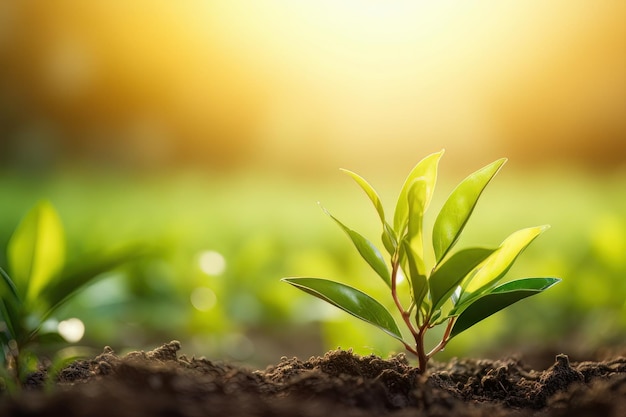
[1,341,625,416]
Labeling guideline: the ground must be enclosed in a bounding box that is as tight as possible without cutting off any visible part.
[1,341,625,416]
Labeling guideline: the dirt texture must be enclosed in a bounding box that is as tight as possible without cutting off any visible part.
[1,341,625,416]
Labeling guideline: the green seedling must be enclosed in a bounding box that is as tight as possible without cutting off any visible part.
[283,150,560,373]
[0,200,143,386]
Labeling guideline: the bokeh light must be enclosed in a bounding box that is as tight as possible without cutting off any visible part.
[190,287,217,312]
[57,318,86,343]
[198,251,227,276]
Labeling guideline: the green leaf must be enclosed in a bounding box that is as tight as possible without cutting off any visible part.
[405,178,428,275]
[458,226,549,304]
[429,247,495,312]
[0,266,19,304]
[339,169,397,256]
[0,266,24,344]
[401,240,428,314]
[322,206,391,287]
[449,277,560,339]
[0,300,18,343]
[282,277,404,341]
[381,222,398,256]
[432,158,506,263]
[341,168,386,225]
[8,201,66,303]
[393,150,444,235]
[0,266,21,340]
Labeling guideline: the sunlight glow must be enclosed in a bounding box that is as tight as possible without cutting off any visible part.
[3,1,623,170]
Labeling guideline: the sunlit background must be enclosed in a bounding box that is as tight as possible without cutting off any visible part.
[1,1,625,366]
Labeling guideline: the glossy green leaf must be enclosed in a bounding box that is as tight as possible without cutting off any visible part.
[401,240,428,313]
[393,150,443,235]
[282,277,403,341]
[449,277,560,339]
[405,178,428,275]
[458,226,549,304]
[432,158,506,263]
[341,168,386,224]
[339,168,397,256]
[323,206,391,287]
[8,201,66,303]
[429,247,495,312]
[381,222,398,256]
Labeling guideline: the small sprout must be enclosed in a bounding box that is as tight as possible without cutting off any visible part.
[283,150,560,373]
[0,201,144,387]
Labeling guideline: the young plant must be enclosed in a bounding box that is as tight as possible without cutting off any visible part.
[0,200,144,386]
[283,150,560,373]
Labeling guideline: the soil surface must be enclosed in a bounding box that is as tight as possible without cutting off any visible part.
[1,341,625,416]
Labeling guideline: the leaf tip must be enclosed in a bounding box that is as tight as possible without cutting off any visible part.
[547,276,561,287]
[317,202,332,217]
[494,157,508,169]
[281,277,300,285]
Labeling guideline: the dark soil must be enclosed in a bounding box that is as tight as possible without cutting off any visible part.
[1,341,625,416]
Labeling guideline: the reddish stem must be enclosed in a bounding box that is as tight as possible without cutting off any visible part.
[390,259,419,339]
[426,317,455,359]
[414,324,428,373]
[391,256,428,372]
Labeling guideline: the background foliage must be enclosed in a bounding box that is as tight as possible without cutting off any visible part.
[1,166,624,366]
[0,2,624,367]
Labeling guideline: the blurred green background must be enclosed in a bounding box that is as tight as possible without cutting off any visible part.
[0,1,625,366]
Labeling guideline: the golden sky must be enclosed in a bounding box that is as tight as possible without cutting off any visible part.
[1,1,624,173]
